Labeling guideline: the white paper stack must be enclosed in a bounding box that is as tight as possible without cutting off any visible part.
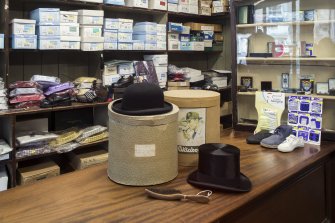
[182,67,204,82]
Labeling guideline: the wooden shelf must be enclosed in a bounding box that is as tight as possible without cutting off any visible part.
[237,91,335,100]
[237,20,335,28]
[0,158,12,166]
[168,11,228,21]
[0,101,110,117]
[9,49,167,53]
[20,0,101,7]
[16,138,108,162]
[103,5,165,15]
[237,57,335,66]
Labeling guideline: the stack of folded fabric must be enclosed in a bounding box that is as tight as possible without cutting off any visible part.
[15,132,59,159]
[0,78,8,111]
[0,139,12,161]
[40,82,75,108]
[31,74,61,90]
[167,65,188,82]
[9,81,44,109]
[74,77,108,103]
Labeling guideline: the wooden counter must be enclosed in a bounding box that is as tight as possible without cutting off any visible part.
[0,130,334,223]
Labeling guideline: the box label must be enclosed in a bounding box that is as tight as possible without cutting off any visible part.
[135,144,156,157]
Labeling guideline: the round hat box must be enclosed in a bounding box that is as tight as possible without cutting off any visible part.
[108,101,179,186]
[164,90,221,167]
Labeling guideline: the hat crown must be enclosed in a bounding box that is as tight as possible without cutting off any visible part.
[121,83,164,111]
[198,144,240,179]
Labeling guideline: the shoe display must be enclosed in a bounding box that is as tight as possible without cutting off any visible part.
[260,125,292,149]
[277,135,305,153]
[246,130,273,144]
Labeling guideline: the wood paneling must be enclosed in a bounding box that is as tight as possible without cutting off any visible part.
[0,130,334,222]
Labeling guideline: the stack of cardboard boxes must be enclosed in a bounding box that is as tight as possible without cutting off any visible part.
[168,0,229,15]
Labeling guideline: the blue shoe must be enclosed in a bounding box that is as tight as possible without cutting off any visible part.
[260,125,293,149]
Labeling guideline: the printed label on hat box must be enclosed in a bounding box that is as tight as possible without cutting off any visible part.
[134,144,156,157]
[177,108,206,153]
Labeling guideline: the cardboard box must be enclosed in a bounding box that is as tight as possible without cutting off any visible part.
[184,22,222,32]
[149,0,167,10]
[168,39,180,50]
[11,19,36,35]
[191,41,205,51]
[199,6,211,16]
[144,54,168,66]
[189,5,199,14]
[215,33,224,41]
[199,0,212,7]
[212,6,224,13]
[188,0,198,6]
[125,0,149,8]
[30,8,60,25]
[17,161,60,185]
[168,3,178,12]
[178,4,189,13]
[60,11,78,23]
[80,25,102,38]
[68,149,108,170]
[60,36,80,50]
[104,42,118,50]
[132,40,145,50]
[77,10,104,25]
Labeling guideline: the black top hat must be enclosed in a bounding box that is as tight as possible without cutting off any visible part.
[112,83,173,116]
[187,143,252,192]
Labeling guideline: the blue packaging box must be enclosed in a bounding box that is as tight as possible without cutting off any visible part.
[104,0,125,5]
[180,42,191,51]
[202,31,214,40]
[30,8,60,25]
[179,34,190,42]
[133,31,157,42]
[167,22,183,33]
[0,34,4,49]
[133,22,157,33]
[12,35,37,49]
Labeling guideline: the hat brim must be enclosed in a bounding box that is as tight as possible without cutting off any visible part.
[112,99,173,116]
[187,170,252,192]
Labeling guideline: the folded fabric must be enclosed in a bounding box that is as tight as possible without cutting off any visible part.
[49,130,82,148]
[14,101,41,109]
[54,142,80,154]
[9,88,43,97]
[73,77,97,85]
[16,132,59,147]
[44,82,74,96]
[0,89,7,97]
[31,75,60,84]
[76,125,108,142]
[16,145,53,159]
[79,131,108,145]
[10,94,45,104]
[0,97,7,104]
[0,139,13,155]
[9,81,42,89]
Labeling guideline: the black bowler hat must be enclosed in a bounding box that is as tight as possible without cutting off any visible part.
[112,83,173,116]
[187,144,252,192]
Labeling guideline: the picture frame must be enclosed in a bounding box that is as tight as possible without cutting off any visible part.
[240,76,253,88]
[328,78,335,90]
[300,79,314,93]
[316,82,329,95]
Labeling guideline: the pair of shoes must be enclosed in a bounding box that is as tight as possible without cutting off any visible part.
[277,135,305,153]
[246,130,272,144]
[260,125,292,149]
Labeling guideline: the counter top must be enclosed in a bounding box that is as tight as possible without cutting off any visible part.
[0,130,334,223]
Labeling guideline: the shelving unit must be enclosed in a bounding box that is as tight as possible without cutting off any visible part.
[0,0,231,188]
[237,20,335,28]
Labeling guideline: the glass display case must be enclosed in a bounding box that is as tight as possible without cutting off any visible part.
[232,0,335,134]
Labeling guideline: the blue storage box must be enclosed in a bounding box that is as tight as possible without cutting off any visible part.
[12,35,37,49]
[133,22,157,33]
[0,34,4,49]
[167,22,183,33]
[133,32,157,42]
[104,0,125,5]
[38,36,60,50]
[179,34,190,42]
[202,31,214,40]
[30,8,60,25]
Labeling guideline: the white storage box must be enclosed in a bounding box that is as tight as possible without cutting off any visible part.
[168,33,179,40]
[189,5,198,14]
[104,29,118,42]
[104,42,118,50]
[11,19,36,35]
[0,166,8,192]
[133,32,157,42]
[144,54,168,66]
[179,0,188,4]
[60,23,79,36]
[118,32,133,42]
[132,40,145,50]
[125,0,148,8]
[133,22,157,33]
[168,3,178,12]
[157,24,166,34]
[60,11,78,23]
[0,34,4,49]
[81,36,104,51]
[104,0,125,5]
[118,42,133,50]
[149,0,167,10]
[191,41,205,51]
[60,36,80,50]
[30,8,60,25]
[145,42,157,50]
[12,35,37,49]
[37,25,60,36]
[104,18,133,32]
[77,10,104,25]
[103,74,120,86]
[157,35,166,42]
[157,41,166,50]
[178,4,189,13]
[188,0,198,5]
[168,39,180,50]
[155,66,168,82]
[80,25,102,38]
[118,62,134,75]
[38,36,61,50]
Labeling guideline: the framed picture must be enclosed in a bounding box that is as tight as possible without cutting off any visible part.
[328,78,335,90]
[316,82,329,95]
[300,79,314,93]
[241,76,253,88]
[281,73,289,89]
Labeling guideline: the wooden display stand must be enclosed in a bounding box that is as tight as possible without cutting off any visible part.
[164,90,220,166]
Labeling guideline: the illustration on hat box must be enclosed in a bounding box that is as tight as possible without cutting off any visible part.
[178,108,206,145]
